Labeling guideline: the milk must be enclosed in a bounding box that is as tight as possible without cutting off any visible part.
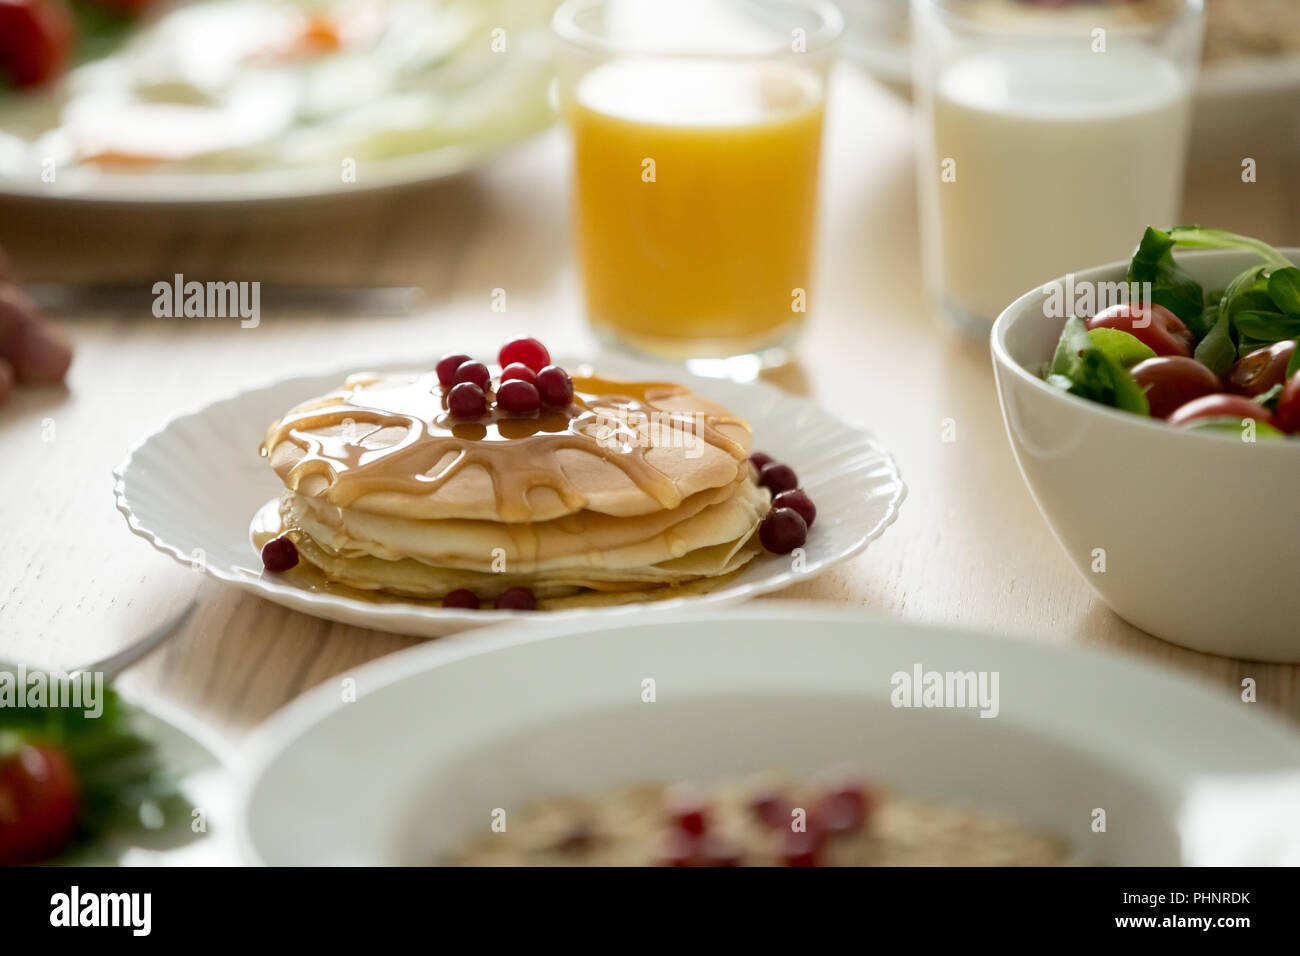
[920,45,1192,325]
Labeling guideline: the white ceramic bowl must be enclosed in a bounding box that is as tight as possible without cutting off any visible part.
[992,250,1300,662]
[237,606,1300,866]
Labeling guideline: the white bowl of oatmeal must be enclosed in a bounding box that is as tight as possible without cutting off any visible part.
[237,605,1300,866]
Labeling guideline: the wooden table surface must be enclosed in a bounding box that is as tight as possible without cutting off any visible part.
[2,66,1298,743]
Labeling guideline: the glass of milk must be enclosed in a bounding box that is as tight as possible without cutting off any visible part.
[912,0,1205,335]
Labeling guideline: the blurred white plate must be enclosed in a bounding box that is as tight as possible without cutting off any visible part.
[0,127,553,206]
[114,357,905,637]
[236,605,1300,865]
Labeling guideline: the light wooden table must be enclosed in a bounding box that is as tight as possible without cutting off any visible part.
[2,67,1298,743]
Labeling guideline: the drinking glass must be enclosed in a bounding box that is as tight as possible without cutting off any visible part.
[553,0,843,372]
[912,0,1205,335]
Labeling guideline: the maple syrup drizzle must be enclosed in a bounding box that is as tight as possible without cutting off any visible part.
[261,372,747,523]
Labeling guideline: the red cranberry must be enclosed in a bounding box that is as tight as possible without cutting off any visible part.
[442,589,479,609]
[669,801,708,836]
[814,784,871,834]
[782,828,824,867]
[436,353,471,388]
[500,362,538,385]
[499,337,551,372]
[494,587,536,610]
[750,791,792,829]
[749,451,774,470]
[261,536,299,572]
[758,462,798,494]
[759,507,808,554]
[772,489,815,527]
[496,379,542,415]
[447,382,487,419]
[454,360,491,389]
[536,365,574,408]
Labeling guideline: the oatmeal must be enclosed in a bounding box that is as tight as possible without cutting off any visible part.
[446,777,1080,867]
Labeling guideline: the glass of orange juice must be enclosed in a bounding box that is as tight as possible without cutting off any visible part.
[553,0,842,370]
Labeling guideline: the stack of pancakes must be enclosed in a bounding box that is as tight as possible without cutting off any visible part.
[259,370,771,607]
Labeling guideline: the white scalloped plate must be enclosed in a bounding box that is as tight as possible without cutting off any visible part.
[113,358,906,637]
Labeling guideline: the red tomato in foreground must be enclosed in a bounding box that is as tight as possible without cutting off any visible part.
[0,743,81,865]
[1086,303,1194,357]
[1129,356,1222,419]
[1226,340,1297,398]
[1277,371,1300,435]
[0,0,74,88]
[1166,393,1277,430]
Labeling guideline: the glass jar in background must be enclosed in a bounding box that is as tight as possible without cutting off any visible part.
[553,0,842,372]
[912,0,1205,335]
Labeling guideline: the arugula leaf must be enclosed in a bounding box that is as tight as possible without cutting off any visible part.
[1188,303,1219,341]
[1048,315,1092,377]
[1288,339,1300,380]
[1071,350,1150,415]
[1267,267,1300,314]
[1044,317,1149,416]
[1167,226,1294,272]
[1087,328,1155,368]
[1196,265,1267,376]
[1234,311,1300,344]
[1126,227,1205,324]
[1195,312,1237,376]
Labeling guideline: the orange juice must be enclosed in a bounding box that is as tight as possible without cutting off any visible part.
[567,58,826,359]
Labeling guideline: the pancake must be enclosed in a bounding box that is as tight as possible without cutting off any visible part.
[258,366,773,606]
[263,370,754,523]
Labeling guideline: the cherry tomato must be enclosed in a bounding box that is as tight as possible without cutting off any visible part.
[1166,393,1277,430]
[1277,370,1300,435]
[0,0,74,89]
[0,743,81,865]
[1129,356,1222,419]
[1085,303,1194,357]
[1226,340,1297,398]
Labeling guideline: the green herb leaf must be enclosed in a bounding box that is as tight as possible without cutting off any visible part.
[1234,311,1300,343]
[1048,315,1092,377]
[1126,226,1205,324]
[1267,267,1300,314]
[1287,339,1300,380]
[1044,316,1149,415]
[1087,328,1156,368]
[1195,311,1237,376]
[1188,303,1219,341]
[1167,226,1295,272]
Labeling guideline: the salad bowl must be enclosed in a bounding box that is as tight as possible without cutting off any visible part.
[992,248,1300,661]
